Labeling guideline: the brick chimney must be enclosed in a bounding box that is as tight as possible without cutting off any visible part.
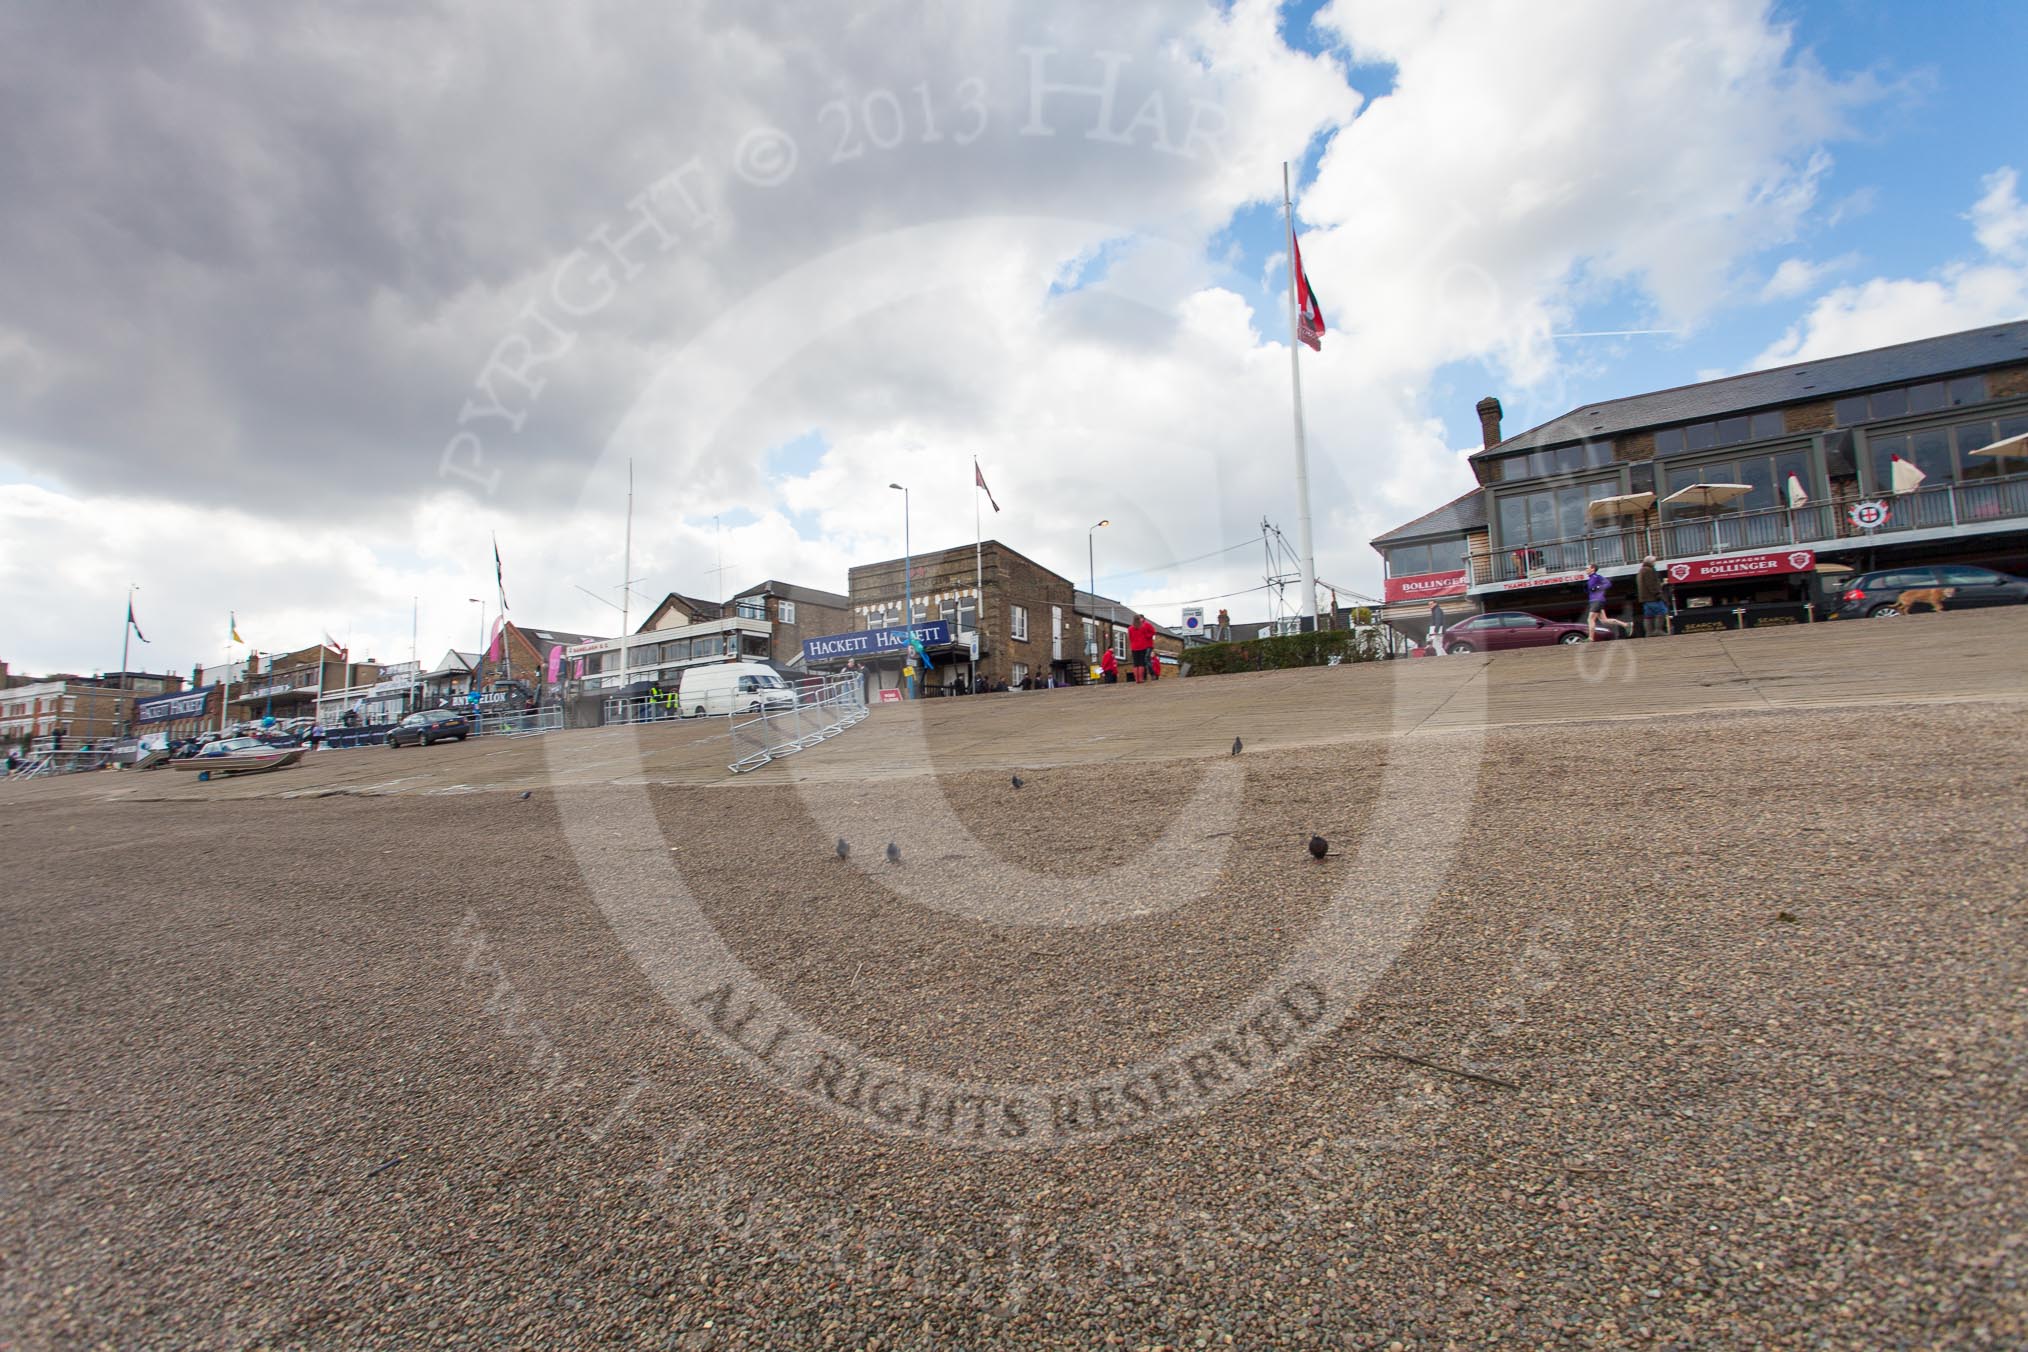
[1475,396,1504,449]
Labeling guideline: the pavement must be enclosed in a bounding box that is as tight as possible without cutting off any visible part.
[1,608,2024,1347]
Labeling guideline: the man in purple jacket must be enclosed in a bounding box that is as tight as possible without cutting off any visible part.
[1584,564,1630,641]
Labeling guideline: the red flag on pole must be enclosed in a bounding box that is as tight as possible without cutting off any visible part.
[974,458,1001,512]
[1292,233,1325,351]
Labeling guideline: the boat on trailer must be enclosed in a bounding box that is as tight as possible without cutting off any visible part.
[170,737,306,778]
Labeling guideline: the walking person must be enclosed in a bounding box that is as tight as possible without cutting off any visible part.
[1428,599,1447,655]
[1636,555,1670,637]
[1584,564,1630,640]
[1127,614,1156,683]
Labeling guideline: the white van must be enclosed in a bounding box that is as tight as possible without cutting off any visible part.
[678,661,798,717]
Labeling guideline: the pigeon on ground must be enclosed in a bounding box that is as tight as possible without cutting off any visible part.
[1308,834,1328,860]
[886,842,901,864]
[518,790,532,800]
[1011,774,1024,790]
[1231,736,1244,757]
[835,838,850,860]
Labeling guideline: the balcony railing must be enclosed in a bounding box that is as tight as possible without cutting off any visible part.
[1475,473,2028,585]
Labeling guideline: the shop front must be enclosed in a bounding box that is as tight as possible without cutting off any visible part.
[1379,567,1477,648]
[802,620,974,698]
[1661,548,1823,633]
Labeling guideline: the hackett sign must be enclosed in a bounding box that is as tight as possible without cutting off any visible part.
[1383,569,1469,603]
[803,620,953,664]
[1667,549,1815,585]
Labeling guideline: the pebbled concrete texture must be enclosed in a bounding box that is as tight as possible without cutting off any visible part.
[1,608,2023,1347]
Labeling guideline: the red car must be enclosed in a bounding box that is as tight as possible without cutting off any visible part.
[1438,610,1613,653]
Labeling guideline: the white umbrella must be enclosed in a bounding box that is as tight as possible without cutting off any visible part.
[1586,491,1657,522]
[1660,482,1753,510]
[1965,431,2028,460]
[1785,473,1809,508]
[1888,454,1926,494]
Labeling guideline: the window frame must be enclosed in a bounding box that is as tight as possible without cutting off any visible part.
[1009,604,1029,642]
[777,600,795,625]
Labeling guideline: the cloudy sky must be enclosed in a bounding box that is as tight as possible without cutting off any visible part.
[3,0,2025,676]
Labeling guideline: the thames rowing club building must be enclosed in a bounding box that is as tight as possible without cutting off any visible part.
[1369,321,2028,645]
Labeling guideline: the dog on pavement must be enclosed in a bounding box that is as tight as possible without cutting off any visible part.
[1893,586,1955,613]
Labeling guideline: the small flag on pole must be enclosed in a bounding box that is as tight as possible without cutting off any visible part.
[322,629,345,655]
[126,599,148,644]
[974,458,1000,513]
[1785,473,1809,509]
[1292,232,1325,351]
[1888,454,1926,494]
[230,612,243,644]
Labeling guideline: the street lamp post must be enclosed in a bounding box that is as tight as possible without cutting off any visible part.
[890,482,912,700]
[1088,520,1109,659]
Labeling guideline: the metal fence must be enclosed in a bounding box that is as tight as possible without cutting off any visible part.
[471,707,564,738]
[727,674,870,774]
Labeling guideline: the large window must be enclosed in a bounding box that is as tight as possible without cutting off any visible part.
[1653,411,1785,457]
[1662,449,1811,516]
[1835,375,1986,426]
[1869,412,2028,489]
[1009,605,1028,641]
[1496,480,1620,546]
[734,596,766,620]
[1386,537,1470,576]
[954,596,977,632]
[777,600,795,625]
[1082,618,1097,655]
[1494,440,1615,482]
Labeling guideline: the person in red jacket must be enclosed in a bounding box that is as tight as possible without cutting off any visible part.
[1127,615,1156,683]
[1099,645,1119,684]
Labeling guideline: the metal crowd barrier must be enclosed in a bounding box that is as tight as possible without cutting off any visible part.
[727,675,870,774]
[472,707,564,738]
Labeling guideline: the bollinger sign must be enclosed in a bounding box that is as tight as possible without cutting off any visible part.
[1666,549,1815,585]
[1383,569,1470,604]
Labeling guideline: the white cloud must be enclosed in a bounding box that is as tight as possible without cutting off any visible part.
[1970,166,2028,261]
[0,0,1901,667]
[1752,167,2028,369]
[1758,252,1858,301]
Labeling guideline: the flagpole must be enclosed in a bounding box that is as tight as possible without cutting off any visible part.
[973,458,984,634]
[118,585,135,735]
[619,460,633,690]
[1283,161,1320,632]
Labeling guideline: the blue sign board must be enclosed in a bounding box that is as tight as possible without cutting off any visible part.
[135,685,217,724]
[802,620,952,664]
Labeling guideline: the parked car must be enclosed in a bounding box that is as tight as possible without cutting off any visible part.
[386,708,472,748]
[1439,610,1614,653]
[678,661,798,717]
[1832,563,2028,618]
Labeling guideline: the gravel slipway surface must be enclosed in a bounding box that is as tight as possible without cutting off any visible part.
[2,645,2025,1348]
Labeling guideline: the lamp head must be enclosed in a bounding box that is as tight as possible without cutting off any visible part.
[889,482,905,491]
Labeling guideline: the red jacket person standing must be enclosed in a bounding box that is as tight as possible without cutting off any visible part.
[1127,616,1156,682]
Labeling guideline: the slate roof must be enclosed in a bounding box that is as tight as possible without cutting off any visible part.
[1479,320,2028,458]
[728,578,852,610]
[513,624,605,649]
[1369,486,1489,547]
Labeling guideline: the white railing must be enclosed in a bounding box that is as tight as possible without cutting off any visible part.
[727,674,869,774]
